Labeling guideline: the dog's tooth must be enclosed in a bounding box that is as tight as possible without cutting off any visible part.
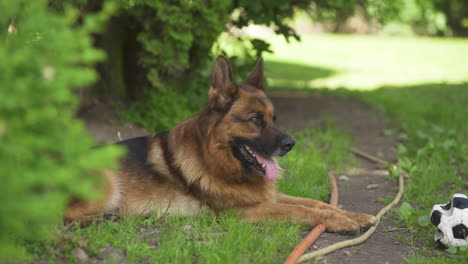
[262,164,266,168]
[245,145,253,153]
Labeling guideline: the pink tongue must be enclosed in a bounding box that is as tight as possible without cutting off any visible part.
[253,151,278,181]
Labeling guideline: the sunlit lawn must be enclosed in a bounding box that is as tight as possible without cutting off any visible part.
[264,34,468,89]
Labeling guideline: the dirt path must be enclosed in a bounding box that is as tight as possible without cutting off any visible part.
[271,93,411,264]
[79,93,411,264]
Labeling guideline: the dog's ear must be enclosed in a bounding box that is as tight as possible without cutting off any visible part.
[244,58,264,90]
[209,55,238,111]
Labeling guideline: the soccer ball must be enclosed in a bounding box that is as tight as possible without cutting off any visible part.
[429,193,468,248]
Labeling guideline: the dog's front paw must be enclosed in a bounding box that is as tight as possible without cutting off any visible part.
[323,214,360,236]
[345,212,377,232]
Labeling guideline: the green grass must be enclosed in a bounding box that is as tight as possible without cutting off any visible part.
[278,120,356,199]
[264,34,468,90]
[28,123,355,263]
[264,34,468,263]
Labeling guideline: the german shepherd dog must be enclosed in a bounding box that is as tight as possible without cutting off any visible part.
[65,55,376,234]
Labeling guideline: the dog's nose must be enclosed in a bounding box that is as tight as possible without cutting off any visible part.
[280,136,295,153]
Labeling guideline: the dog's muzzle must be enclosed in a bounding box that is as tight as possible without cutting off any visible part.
[272,136,295,157]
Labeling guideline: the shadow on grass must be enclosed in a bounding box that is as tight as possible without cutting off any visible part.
[265,60,337,89]
[268,82,468,137]
[269,81,467,100]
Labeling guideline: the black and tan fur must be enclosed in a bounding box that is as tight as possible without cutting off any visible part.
[65,56,376,234]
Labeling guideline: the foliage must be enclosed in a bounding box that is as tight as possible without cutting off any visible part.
[384,0,448,36]
[99,0,320,131]
[118,88,195,132]
[434,0,468,36]
[83,0,465,131]
[110,0,233,131]
[301,0,466,36]
[49,1,466,133]
[122,0,315,87]
[123,0,232,90]
[372,0,468,36]
[0,0,123,261]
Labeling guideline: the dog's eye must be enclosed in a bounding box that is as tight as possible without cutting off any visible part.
[250,116,264,127]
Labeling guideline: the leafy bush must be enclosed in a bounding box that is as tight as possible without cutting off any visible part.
[0,0,122,261]
[61,1,466,133]
[388,0,449,36]
[83,0,319,131]
[370,0,466,36]
[118,88,195,132]
[104,0,462,130]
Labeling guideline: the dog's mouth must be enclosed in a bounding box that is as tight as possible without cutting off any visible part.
[235,144,278,181]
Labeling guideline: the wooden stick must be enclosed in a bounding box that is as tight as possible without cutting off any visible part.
[350,147,389,166]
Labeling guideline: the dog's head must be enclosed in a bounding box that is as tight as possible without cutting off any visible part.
[208,55,295,181]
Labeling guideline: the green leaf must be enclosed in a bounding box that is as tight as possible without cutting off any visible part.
[442,139,456,150]
[397,144,407,155]
[399,157,413,172]
[388,165,402,179]
[399,202,413,220]
[382,129,395,136]
[417,215,430,227]
[446,247,458,254]
[416,130,429,140]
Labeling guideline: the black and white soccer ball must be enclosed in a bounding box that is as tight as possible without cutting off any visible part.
[430,193,468,248]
